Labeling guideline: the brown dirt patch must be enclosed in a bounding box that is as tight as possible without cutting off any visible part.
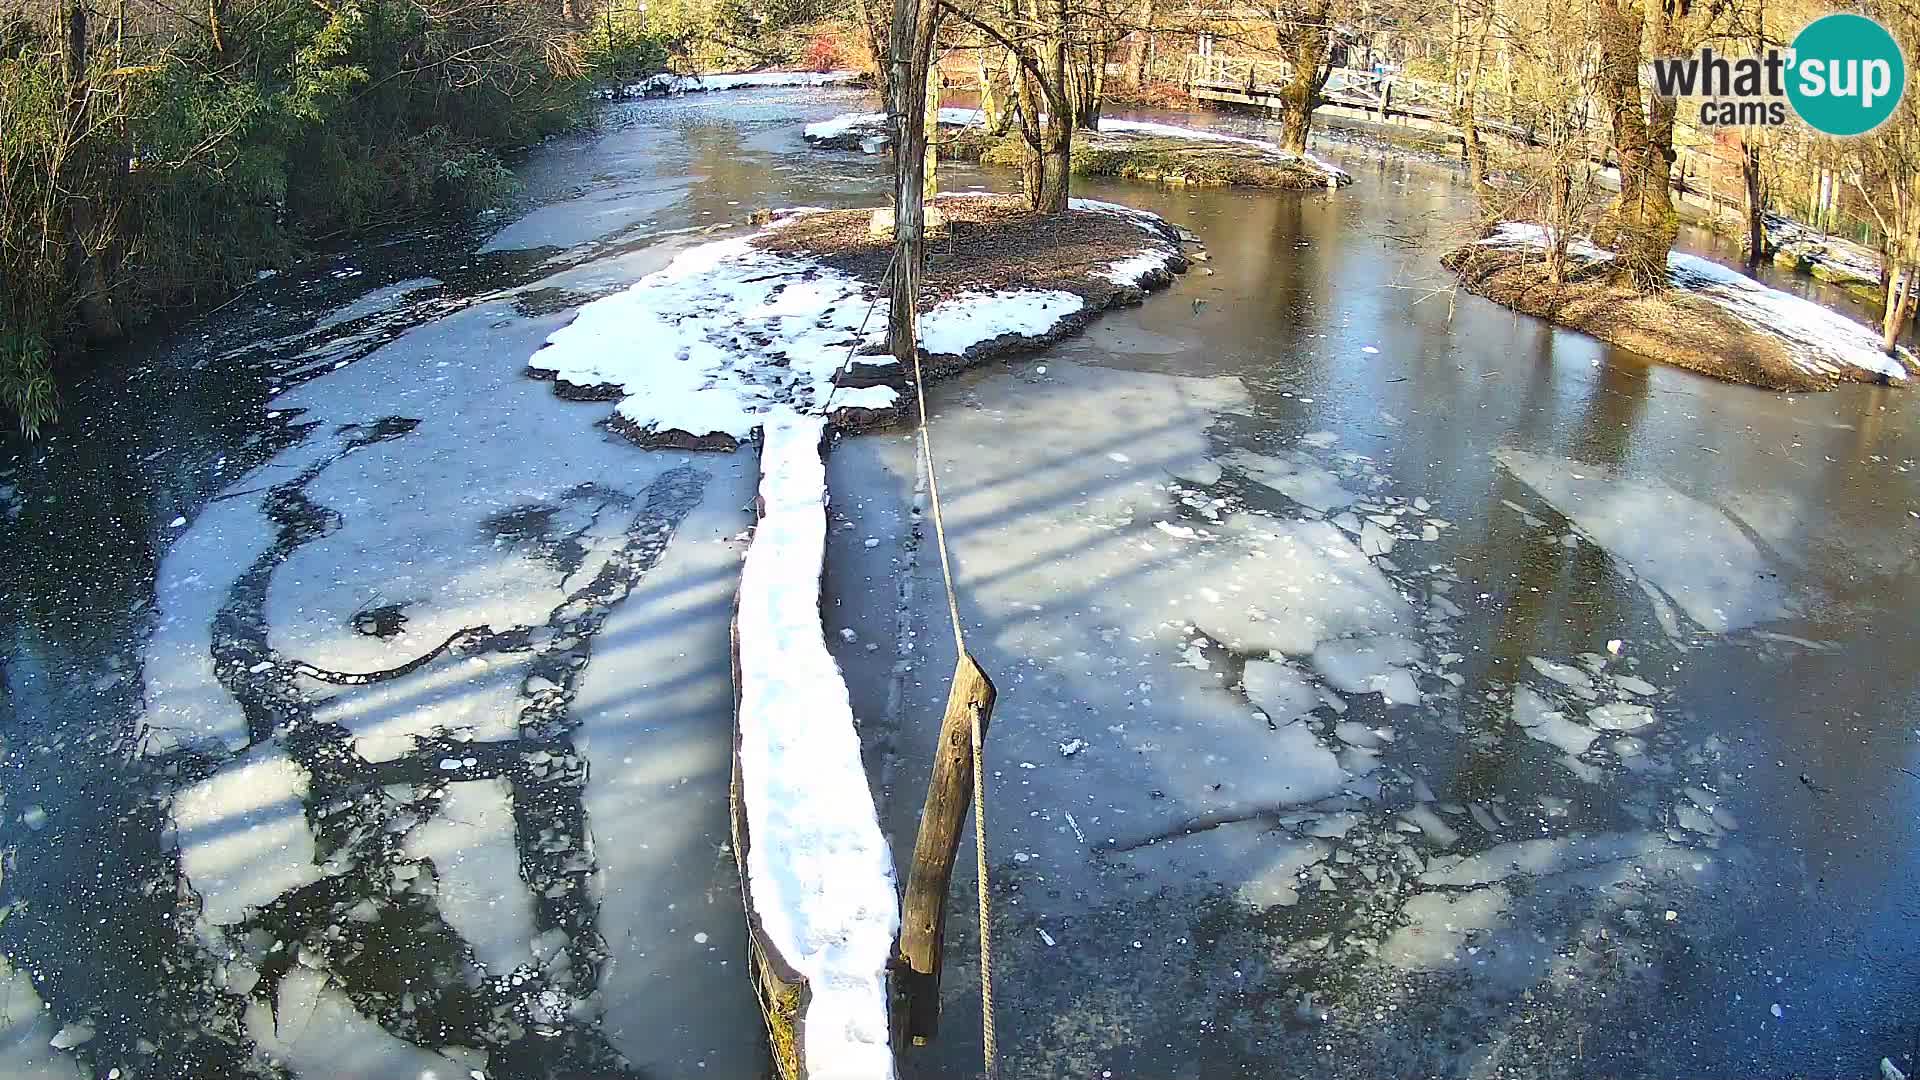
[1442,243,1897,392]
[755,194,1185,311]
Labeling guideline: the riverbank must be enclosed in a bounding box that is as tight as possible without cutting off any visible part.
[805,109,1351,189]
[1444,223,1913,391]
[527,193,1193,448]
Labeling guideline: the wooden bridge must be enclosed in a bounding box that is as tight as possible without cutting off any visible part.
[1184,54,1534,144]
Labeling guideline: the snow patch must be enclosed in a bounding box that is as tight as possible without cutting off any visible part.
[734,410,897,1079]
[532,235,886,445]
[919,290,1085,357]
[1480,221,1908,382]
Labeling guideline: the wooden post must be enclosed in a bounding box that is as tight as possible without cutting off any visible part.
[896,652,996,1043]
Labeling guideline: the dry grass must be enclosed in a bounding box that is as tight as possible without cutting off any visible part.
[938,127,1340,190]
[1442,243,1891,392]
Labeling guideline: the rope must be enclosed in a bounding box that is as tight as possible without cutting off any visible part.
[906,303,996,1079]
[968,696,995,1077]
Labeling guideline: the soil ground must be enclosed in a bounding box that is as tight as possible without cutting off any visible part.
[1443,242,1905,391]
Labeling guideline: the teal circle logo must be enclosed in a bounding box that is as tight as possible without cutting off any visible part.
[1787,13,1906,136]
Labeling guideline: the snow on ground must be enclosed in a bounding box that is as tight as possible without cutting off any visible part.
[173,746,316,926]
[803,108,1351,182]
[1479,221,1909,383]
[1764,212,1883,286]
[608,70,860,98]
[530,205,1183,445]
[530,232,889,446]
[734,410,896,1080]
[0,959,83,1078]
[402,779,539,977]
[919,290,1085,355]
[1495,447,1787,636]
[1667,252,1907,381]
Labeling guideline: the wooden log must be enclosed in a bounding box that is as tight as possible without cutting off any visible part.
[895,651,996,1044]
[729,485,811,1080]
[729,416,900,1080]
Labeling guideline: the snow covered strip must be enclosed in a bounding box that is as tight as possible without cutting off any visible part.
[732,410,898,1080]
[608,70,861,98]
[1479,221,1908,383]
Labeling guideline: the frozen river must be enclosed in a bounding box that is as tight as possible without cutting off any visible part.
[2,87,1918,1079]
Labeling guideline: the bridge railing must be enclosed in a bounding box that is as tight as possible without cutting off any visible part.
[1189,55,1480,120]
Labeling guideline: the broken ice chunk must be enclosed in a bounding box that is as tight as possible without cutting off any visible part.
[1241,659,1319,720]
[1586,702,1657,731]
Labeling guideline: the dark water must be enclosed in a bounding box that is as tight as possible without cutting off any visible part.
[1,88,1916,1079]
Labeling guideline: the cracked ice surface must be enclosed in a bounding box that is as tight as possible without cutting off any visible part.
[876,363,1418,857]
[573,450,764,1075]
[402,778,538,977]
[245,967,479,1078]
[1495,447,1787,635]
[173,746,316,927]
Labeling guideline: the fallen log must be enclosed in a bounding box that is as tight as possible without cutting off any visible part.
[728,409,901,1080]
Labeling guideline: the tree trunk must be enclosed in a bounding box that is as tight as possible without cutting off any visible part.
[886,0,940,361]
[1276,0,1332,156]
[1883,263,1906,353]
[862,0,895,109]
[1742,138,1769,266]
[1013,58,1046,205]
[924,66,940,201]
[1073,40,1105,128]
[1593,0,1677,292]
[978,46,1002,133]
[1456,0,1492,188]
[1130,0,1155,86]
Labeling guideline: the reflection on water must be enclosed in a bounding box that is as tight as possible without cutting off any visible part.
[1,87,1917,1079]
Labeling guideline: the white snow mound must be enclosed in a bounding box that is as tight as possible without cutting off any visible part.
[735,410,899,1079]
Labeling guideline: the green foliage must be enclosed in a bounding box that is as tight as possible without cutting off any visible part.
[0,0,591,436]
[0,330,55,440]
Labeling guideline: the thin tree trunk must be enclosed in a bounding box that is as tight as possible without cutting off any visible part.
[1883,263,1906,353]
[978,45,1001,132]
[924,65,940,201]
[1457,0,1492,188]
[1742,138,1768,266]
